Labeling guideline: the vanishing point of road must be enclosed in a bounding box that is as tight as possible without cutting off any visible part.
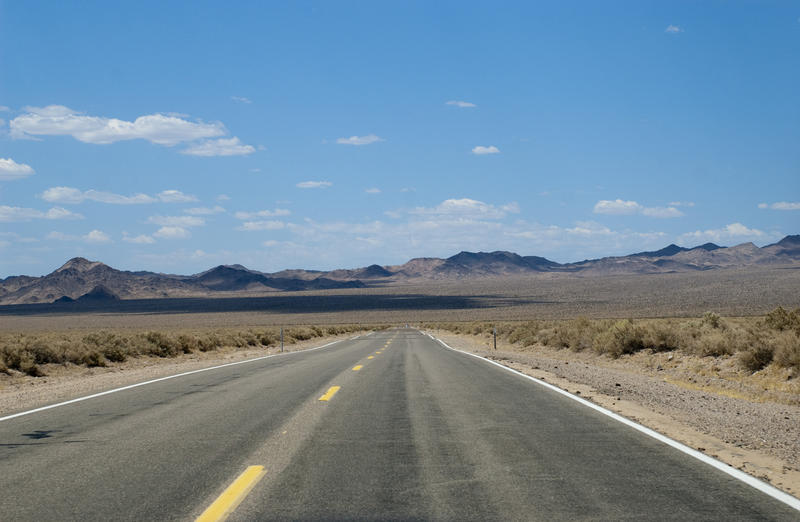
[0,329,797,520]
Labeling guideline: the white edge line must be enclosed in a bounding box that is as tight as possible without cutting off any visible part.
[0,338,345,423]
[427,332,800,512]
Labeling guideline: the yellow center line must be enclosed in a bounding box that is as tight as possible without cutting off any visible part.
[367,355,374,359]
[376,351,382,354]
[352,365,363,371]
[318,386,341,401]
[196,465,266,522]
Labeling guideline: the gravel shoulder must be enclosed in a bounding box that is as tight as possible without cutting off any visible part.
[429,329,800,499]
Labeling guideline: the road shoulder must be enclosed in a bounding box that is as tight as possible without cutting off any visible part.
[430,330,800,499]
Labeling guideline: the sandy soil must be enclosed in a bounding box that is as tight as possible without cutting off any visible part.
[429,330,800,498]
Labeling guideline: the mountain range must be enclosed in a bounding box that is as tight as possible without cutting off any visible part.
[1,235,798,305]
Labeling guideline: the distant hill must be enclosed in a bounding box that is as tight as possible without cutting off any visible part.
[1,235,798,305]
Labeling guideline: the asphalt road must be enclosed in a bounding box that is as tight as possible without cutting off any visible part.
[0,329,797,521]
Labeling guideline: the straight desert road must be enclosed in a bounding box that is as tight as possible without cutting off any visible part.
[0,329,797,521]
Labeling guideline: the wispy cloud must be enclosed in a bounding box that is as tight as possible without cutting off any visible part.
[758,201,800,210]
[146,215,205,227]
[297,181,332,189]
[593,199,683,218]
[156,189,198,203]
[231,96,252,104]
[122,233,155,244]
[336,134,383,146]
[234,209,290,219]
[679,223,764,244]
[0,205,83,222]
[238,220,286,231]
[153,226,191,239]
[446,100,476,108]
[47,229,111,243]
[0,158,35,180]
[184,206,226,215]
[10,105,225,146]
[181,137,255,157]
[40,187,197,204]
[665,25,683,34]
[471,145,500,155]
[365,188,381,194]
[406,198,519,220]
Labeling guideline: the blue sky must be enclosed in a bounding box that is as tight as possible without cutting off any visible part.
[1,1,798,276]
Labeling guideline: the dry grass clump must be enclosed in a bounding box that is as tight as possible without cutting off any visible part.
[427,307,800,373]
[0,324,382,377]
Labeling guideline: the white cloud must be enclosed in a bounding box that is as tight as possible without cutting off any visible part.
[0,106,9,112]
[446,100,476,108]
[680,223,764,244]
[239,220,286,231]
[408,198,518,220]
[157,189,198,203]
[668,201,695,207]
[231,96,252,104]
[336,134,384,146]
[41,186,156,204]
[181,137,255,157]
[593,199,641,215]
[471,145,500,155]
[234,208,290,219]
[153,226,191,239]
[641,206,684,218]
[184,206,226,215]
[11,105,225,145]
[0,158,35,180]
[40,186,196,204]
[0,205,83,222]
[147,215,205,227]
[217,194,231,201]
[85,229,111,243]
[122,233,155,244]
[665,25,683,33]
[297,181,332,189]
[46,229,111,243]
[594,199,683,218]
[759,201,800,210]
[365,188,381,194]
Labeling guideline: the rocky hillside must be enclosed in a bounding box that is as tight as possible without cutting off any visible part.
[1,235,797,305]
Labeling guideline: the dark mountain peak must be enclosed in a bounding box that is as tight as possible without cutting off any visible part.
[447,251,523,265]
[522,255,561,268]
[56,257,106,273]
[53,295,75,303]
[775,235,800,247]
[632,244,687,258]
[77,285,119,301]
[693,243,722,252]
[356,264,394,278]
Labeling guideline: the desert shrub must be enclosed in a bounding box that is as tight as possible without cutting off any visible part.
[739,343,774,372]
[772,331,800,370]
[764,306,800,333]
[702,311,723,329]
[143,331,180,357]
[176,334,199,354]
[593,319,645,358]
[640,323,680,353]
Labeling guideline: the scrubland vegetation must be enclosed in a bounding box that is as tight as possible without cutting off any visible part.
[0,324,381,377]
[427,307,800,373]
